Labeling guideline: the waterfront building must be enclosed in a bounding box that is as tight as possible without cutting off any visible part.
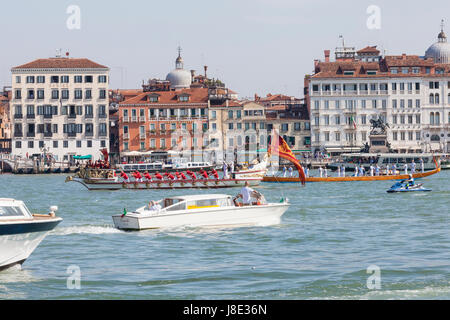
[0,89,12,153]
[265,102,311,155]
[10,54,110,161]
[306,24,450,155]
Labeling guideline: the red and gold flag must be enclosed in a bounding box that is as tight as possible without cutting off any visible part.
[269,131,306,185]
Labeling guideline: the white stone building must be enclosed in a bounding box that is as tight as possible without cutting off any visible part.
[307,27,450,154]
[10,56,110,161]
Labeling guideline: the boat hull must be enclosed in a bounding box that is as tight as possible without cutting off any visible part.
[112,204,289,230]
[0,218,62,271]
[263,167,440,183]
[71,177,262,190]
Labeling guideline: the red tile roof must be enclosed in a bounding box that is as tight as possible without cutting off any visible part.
[12,58,108,70]
[357,46,380,54]
[120,88,210,106]
[384,55,434,67]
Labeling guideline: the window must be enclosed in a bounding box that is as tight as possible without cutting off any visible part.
[393,115,397,124]
[63,141,68,148]
[15,89,21,99]
[85,76,93,83]
[26,76,35,83]
[211,111,216,119]
[98,75,107,83]
[53,141,58,148]
[51,76,59,83]
[228,123,234,130]
[335,115,340,125]
[85,89,92,99]
[74,75,82,83]
[99,90,106,99]
[51,90,59,100]
[416,99,420,108]
[101,140,106,148]
[37,76,45,83]
[392,99,397,108]
[75,90,82,99]
[76,141,82,148]
[335,132,340,141]
[401,67,409,74]
[391,68,398,74]
[416,114,421,124]
[61,76,69,83]
[87,140,92,148]
[393,132,398,141]
[16,76,21,83]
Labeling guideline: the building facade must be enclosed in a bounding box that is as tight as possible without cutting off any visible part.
[10,56,110,161]
[306,27,450,154]
[0,89,11,153]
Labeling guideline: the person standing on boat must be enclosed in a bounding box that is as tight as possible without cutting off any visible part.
[354,165,359,177]
[318,166,323,177]
[288,166,293,177]
[370,165,374,176]
[411,160,416,174]
[375,165,380,176]
[420,158,424,173]
[403,163,408,175]
[304,166,309,178]
[341,164,346,177]
[359,166,365,176]
[324,167,328,178]
[391,164,396,175]
[236,181,258,206]
[222,162,229,179]
[282,166,287,177]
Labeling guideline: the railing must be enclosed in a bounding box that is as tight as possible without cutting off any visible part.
[44,114,52,119]
[85,114,94,119]
[131,116,137,122]
[14,132,23,137]
[123,117,129,122]
[26,114,35,119]
[99,132,107,137]
[68,113,77,119]
[44,132,53,137]
[26,132,35,137]
[123,133,129,139]
[99,113,107,119]
[67,132,77,137]
[14,114,23,119]
[85,131,93,137]
[139,117,146,122]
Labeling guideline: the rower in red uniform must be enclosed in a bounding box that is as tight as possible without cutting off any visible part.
[120,171,130,183]
[210,168,219,179]
[154,172,163,180]
[186,170,197,180]
[200,169,209,179]
[175,172,182,180]
[143,171,152,181]
[167,172,175,180]
[180,172,187,180]
[133,171,143,182]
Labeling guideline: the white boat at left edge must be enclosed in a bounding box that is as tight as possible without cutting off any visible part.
[0,199,62,271]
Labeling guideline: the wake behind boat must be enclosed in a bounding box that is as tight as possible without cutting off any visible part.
[112,193,289,230]
[0,199,62,271]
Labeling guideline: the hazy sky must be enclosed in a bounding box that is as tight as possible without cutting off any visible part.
[0,0,448,98]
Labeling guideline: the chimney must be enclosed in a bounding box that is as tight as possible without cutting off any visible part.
[314,59,319,68]
[324,50,330,62]
[190,70,195,83]
[402,53,406,60]
[204,65,208,78]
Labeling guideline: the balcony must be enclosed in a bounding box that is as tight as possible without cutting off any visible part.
[44,132,53,138]
[68,113,77,119]
[99,132,107,137]
[139,117,146,122]
[85,131,94,137]
[26,132,35,137]
[123,133,130,139]
[67,132,77,137]
[99,113,107,119]
[14,114,23,119]
[85,114,94,119]
[123,117,129,122]
[14,132,23,137]
[343,90,357,95]
[139,134,146,140]
[26,113,35,119]
[131,116,138,122]
[44,114,53,119]
[359,90,368,95]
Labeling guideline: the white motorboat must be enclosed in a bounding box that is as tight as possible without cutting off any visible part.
[0,199,62,271]
[112,194,289,230]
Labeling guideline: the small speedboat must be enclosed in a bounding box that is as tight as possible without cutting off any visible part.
[386,181,432,193]
[112,193,289,230]
[0,199,62,271]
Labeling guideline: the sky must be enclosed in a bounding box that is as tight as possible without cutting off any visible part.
[0,0,449,99]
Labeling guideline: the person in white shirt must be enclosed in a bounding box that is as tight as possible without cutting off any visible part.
[282,166,287,177]
[420,158,424,173]
[403,163,408,175]
[337,166,341,177]
[354,165,359,177]
[324,167,328,178]
[341,165,346,177]
[318,166,323,178]
[236,182,259,205]
[370,165,374,176]
[223,162,229,179]
[288,166,293,177]
[411,160,416,174]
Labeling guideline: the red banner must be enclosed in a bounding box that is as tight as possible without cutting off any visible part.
[269,132,306,185]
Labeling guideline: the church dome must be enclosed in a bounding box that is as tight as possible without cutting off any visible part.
[166,49,192,89]
[425,20,450,64]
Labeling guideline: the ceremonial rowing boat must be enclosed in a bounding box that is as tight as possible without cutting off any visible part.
[263,160,441,183]
[65,159,268,190]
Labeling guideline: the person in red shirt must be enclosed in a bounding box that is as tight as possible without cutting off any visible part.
[154,172,163,180]
[187,170,196,180]
[210,168,219,179]
[144,171,152,181]
[175,172,182,180]
[200,169,209,179]
[180,172,187,180]
[120,171,130,183]
[167,172,175,180]
[134,171,143,182]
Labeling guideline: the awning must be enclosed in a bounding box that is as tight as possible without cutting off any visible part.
[73,155,92,160]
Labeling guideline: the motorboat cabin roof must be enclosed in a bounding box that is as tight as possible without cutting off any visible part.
[167,194,231,202]
[0,198,34,221]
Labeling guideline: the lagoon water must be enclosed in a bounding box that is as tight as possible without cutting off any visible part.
[0,171,449,299]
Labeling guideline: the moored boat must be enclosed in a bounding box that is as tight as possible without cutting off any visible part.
[0,199,62,271]
[112,193,289,230]
[386,181,432,193]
